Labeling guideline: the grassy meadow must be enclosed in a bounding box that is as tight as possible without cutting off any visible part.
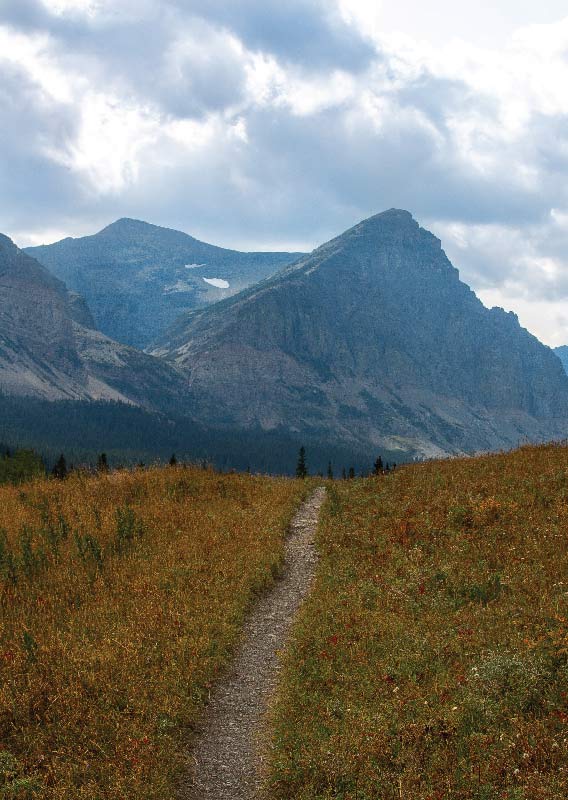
[0,465,310,799]
[269,444,568,800]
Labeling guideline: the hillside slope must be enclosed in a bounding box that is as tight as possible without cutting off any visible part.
[269,443,568,799]
[27,218,303,348]
[0,232,92,400]
[153,209,568,458]
[0,466,308,799]
[0,233,187,409]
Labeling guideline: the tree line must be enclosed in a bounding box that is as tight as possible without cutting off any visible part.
[295,446,396,479]
[0,396,395,476]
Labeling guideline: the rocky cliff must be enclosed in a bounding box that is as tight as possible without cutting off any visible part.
[554,346,568,375]
[153,210,568,458]
[0,233,90,400]
[0,234,187,410]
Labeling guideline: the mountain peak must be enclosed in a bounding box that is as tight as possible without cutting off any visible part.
[337,207,441,252]
[355,208,430,234]
[155,210,568,459]
[370,208,415,222]
[353,208,416,229]
[99,218,154,235]
[306,208,439,266]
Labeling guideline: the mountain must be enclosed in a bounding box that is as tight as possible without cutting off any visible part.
[0,232,90,400]
[555,346,568,375]
[152,209,568,459]
[0,233,187,409]
[26,219,303,348]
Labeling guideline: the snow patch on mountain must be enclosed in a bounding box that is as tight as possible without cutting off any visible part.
[203,277,230,289]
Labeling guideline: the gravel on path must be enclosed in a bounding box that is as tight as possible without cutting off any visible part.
[178,486,327,800]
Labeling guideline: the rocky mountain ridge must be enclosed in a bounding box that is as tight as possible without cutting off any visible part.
[5,210,568,462]
[153,209,568,459]
[26,218,303,348]
[0,233,187,410]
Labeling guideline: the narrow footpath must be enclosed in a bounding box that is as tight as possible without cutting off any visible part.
[179,486,327,800]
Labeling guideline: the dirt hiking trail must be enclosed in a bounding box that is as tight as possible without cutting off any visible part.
[179,486,326,800]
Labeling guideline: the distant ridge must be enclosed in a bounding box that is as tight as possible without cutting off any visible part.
[153,209,568,459]
[26,220,304,348]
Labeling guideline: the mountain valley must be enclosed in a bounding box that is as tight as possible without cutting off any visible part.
[3,210,568,467]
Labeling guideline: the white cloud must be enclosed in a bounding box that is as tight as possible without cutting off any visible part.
[47,93,161,193]
[340,0,568,49]
[41,0,100,15]
[0,26,78,102]
[12,227,75,248]
[337,0,384,40]
[2,1,568,345]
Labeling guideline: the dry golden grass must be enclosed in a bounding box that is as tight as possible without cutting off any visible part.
[269,444,568,800]
[0,465,309,799]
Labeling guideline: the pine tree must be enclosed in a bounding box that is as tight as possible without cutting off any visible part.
[327,461,334,480]
[348,466,355,480]
[169,453,177,466]
[373,456,384,475]
[52,454,68,480]
[97,453,109,473]
[295,446,308,479]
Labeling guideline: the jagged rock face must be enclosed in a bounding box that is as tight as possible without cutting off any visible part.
[26,218,303,349]
[67,291,96,329]
[0,234,188,409]
[555,346,568,375]
[0,233,89,400]
[154,210,568,458]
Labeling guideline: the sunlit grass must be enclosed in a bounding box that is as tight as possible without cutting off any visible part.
[0,465,310,799]
[269,444,568,800]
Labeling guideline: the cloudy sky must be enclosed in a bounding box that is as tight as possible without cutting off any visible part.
[2,1,568,346]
